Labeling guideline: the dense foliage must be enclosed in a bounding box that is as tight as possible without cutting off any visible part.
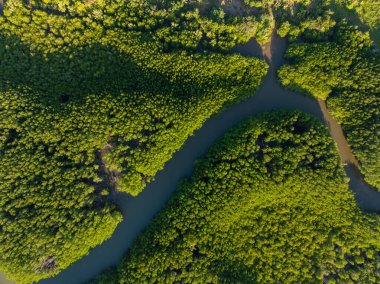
[2,0,371,52]
[0,1,268,283]
[1,90,123,284]
[0,0,376,54]
[0,0,275,52]
[1,0,379,283]
[242,0,379,43]
[278,24,380,189]
[355,0,380,43]
[92,111,380,284]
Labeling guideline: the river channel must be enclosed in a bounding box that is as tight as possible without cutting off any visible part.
[1,33,379,284]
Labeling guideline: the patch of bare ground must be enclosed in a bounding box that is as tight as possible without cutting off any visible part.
[93,143,122,202]
[35,256,57,274]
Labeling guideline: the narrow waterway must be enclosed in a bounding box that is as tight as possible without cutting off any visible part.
[1,34,377,284]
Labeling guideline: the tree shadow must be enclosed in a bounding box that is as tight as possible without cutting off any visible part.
[329,2,374,39]
[330,3,364,25]
[211,258,257,283]
[0,34,131,103]
[0,33,211,107]
[344,162,380,213]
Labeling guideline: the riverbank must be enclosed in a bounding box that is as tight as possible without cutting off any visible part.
[32,32,380,284]
[0,272,13,284]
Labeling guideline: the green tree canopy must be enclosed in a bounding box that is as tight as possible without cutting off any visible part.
[92,111,380,284]
[278,24,380,189]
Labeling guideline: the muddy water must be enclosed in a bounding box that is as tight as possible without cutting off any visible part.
[317,100,359,166]
[317,99,380,211]
[2,34,377,284]
[0,273,13,284]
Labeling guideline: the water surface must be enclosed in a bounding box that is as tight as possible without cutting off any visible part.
[2,33,379,284]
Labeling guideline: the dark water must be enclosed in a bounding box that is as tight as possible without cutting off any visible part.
[1,34,379,284]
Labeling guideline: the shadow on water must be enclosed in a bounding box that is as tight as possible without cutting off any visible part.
[34,33,380,284]
[230,37,264,59]
[317,100,380,213]
[345,164,380,212]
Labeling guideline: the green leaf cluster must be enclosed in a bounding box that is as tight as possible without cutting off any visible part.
[278,23,380,189]
[0,1,268,282]
[91,111,380,284]
[0,0,270,52]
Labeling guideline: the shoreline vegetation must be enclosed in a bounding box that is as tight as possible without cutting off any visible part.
[39,30,380,284]
[0,29,267,284]
[0,0,379,283]
[0,1,269,282]
[279,23,380,189]
[91,111,380,284]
